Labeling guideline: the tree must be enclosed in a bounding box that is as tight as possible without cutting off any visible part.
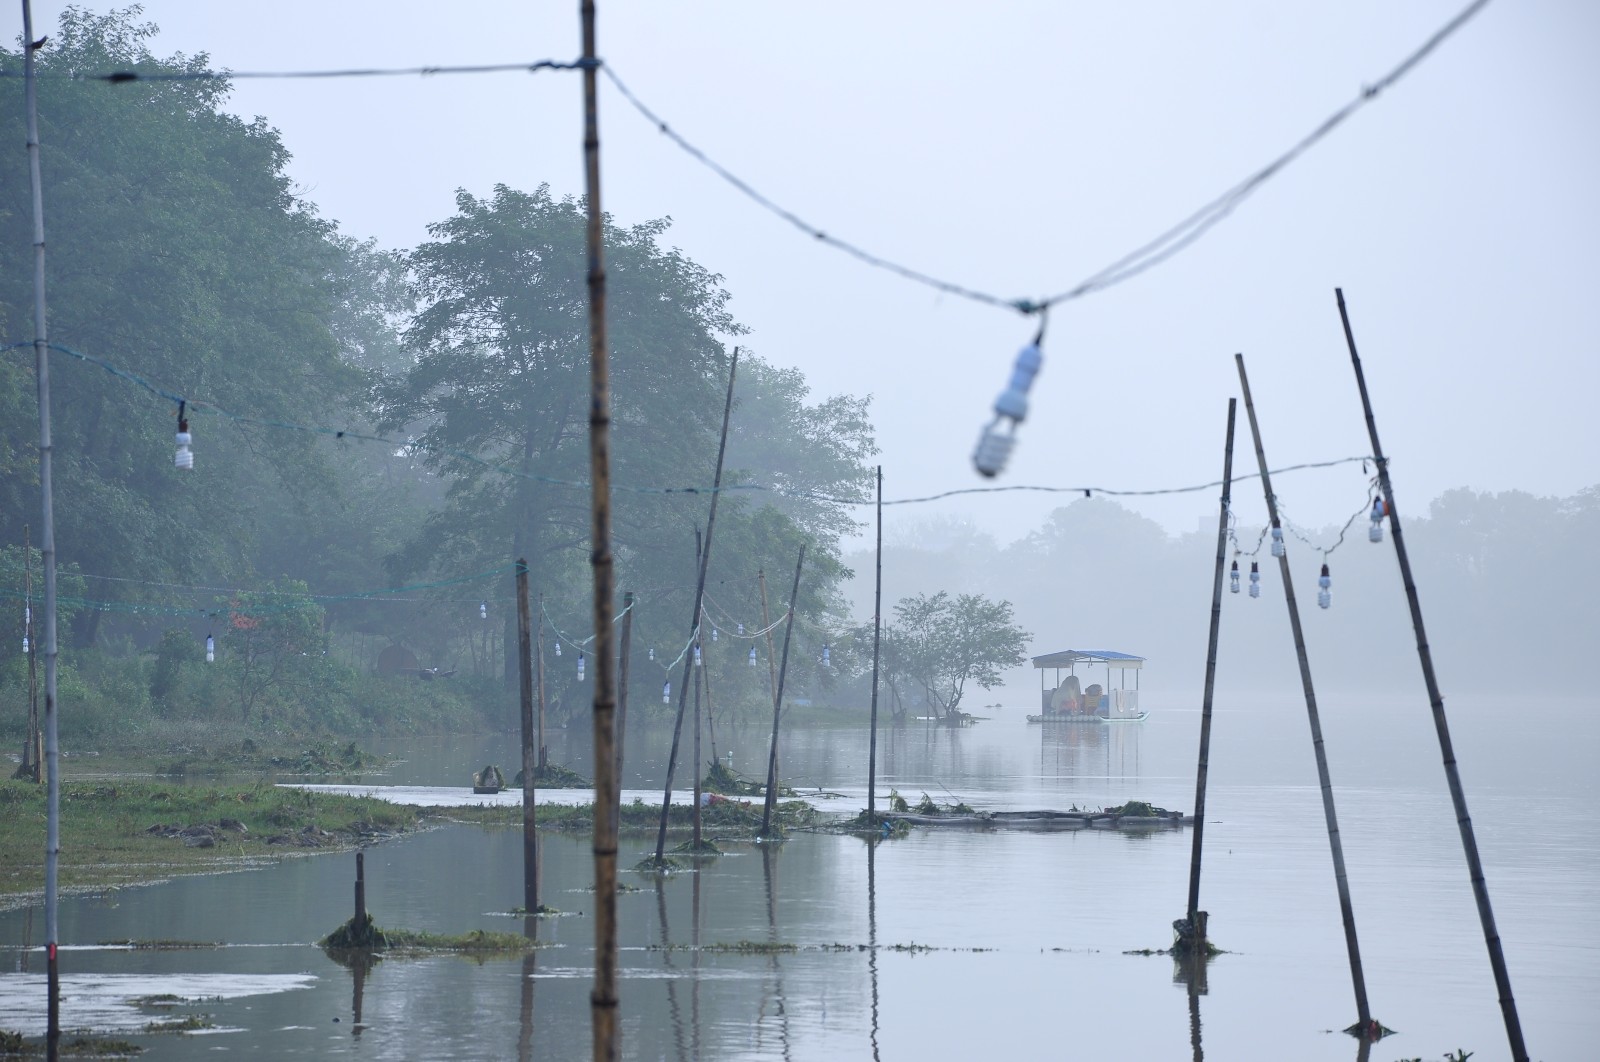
[885,591,1029,718]
[377,184,874,695]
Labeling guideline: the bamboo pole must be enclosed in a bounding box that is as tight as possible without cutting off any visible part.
[612,591,632,839]
[652,349,740,863]
[21,7,62,1056]
[579,2,618,1055]
[1235,354,1375,1034]
[1182,399,1236,947]
[692,650,703,849]
[22,524,40,783]
[760,547,806,836]
[867,467,883,822]
[703,644,719,765]
[1335,289,1526,1060]
[517,561,538,913]
[536,591,547,771]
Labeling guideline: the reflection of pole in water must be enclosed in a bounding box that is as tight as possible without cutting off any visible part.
[867,838,881,1062]
[348,954,372,1040]
[760,844,794,1062]
[517,915,538,1062]
[1173,955,1207,1062]
[655,879,689,1062]
[692,861,702,1062]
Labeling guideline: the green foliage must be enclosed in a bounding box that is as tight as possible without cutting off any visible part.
[884,591,1030,717]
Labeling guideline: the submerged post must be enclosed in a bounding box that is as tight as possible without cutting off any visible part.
[1336,289,1526,1060]
[517,561,538,912]
[867,466,883,822]
[580,1,619,1055]
[760,546,805,837]
[1182,399,1236,949]
[1235,354,1375,1034]
[354,850,366,927]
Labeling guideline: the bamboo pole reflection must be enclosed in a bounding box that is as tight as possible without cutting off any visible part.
[346,952,372,1040]
[1172,954,1206,1062]
[517,914,538,1062]
[760,843,794,1062]
[867,836,881,1062]
[655,877,689,1062]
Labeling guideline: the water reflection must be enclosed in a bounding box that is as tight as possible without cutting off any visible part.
[655,878,690,1062]
[1172,954,1206,1062]
[867,837,880,1062]
[346,953,371,1040]
[517,916,537,1062]
[1039,718,1142,782]
[759,844,793,1062]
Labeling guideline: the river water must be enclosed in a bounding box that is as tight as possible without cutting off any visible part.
[2,691,1596,1060]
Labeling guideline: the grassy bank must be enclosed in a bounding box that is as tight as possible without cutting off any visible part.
[0,780,418,905]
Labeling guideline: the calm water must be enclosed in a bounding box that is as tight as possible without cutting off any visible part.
[2,691,1596,1060]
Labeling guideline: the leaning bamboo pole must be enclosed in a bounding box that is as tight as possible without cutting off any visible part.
[1335,289,1525,1060]
[1236,353,1376,1035]
[759,547,805,836]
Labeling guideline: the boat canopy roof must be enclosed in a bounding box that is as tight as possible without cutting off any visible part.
[1031,649,1145,670]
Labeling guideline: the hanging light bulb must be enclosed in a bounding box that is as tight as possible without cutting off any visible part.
[972,328,1044,478]
[1270,527,1285,557]
[205,633,215,663]
[577,653,586,681]
[693,643,703,667]
[662,680,671,704]
[748,646,758,668]
[648,647,655,662]
[23,605,30,652]
[1368,497,1386,543]
[174,402,193,471]
[554,641,561,657]
[1249,561,1261,599]
[479,601,488,620]
[1229,560,1240,594]
[1317,564,1332,610]
[737,623,745,635]
[821,644,831,666]
[711,627,718,642]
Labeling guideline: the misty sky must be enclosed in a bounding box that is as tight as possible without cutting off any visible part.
[10,1,1598,547]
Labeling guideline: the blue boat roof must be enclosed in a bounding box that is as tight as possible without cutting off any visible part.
[1031,649,1145,669]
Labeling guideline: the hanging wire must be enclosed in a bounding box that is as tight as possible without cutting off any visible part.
[603,0,1493,317]
[0,58,595,82]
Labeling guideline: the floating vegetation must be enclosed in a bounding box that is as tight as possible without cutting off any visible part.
[507,905,563,916]
[514,763,589,788]
[1108,800,1168,818]
[631,855,685,874]
[0,1029,144,1056]
[141,1014,213,1034]
[649,940,798,955]
[887,788,909,813]
[700,760,794,798]
[320,913,540,958]
[96,940,221,951]
[672,838,722,855]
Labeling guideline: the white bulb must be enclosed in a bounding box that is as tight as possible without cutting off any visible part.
[1270,527,1285,558]
[479,601,487,620]
[1229,561,1240,594]
[1249,562,1261,599]
[662,680,671,704]
[555,642,561,657]
[711,628,718,642]
[737,624,745,635]
[577,653,586,681]
[1317,565,1331,610]
[22,635,29,653]
[174,430,194,470]
[822,644,830,666]
[693,644,702,667]
[972,421,1016,478]
[748,647,758,667]
[1369,498,1385,543]
[648,647,655,661]
[205,634,215,663]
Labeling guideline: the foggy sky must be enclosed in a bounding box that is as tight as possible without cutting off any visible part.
[9,1,1598,551]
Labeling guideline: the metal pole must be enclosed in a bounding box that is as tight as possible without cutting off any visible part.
[1335,289,1526,1060]
[760,546,805,836]
[21,6,61,1056]
[517,561,538,913]
[1183,399,1236,946]
[579,3,618,1056]
[867,467,883,822]
[652,348,739,863]
[1235,354,1375,1033]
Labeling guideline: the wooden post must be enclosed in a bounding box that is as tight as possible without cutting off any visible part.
[1235,354,1374,1033]
[613,591,633,839]
[652,349,740,863]
[703,647,720,765]
[692,650,703,849]
[1183,400,1236,945]
[760,547,806,837]
[354,850,366,927]
[536,592,547,771]
[867,467,883,822]
[579,1,618,1051]
[517,561,538,913]
[1336,289,1526,1060]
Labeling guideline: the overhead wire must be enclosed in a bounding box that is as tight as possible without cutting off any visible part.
[0,58,594,82]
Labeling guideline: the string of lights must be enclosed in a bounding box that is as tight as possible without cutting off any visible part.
[0,58,594,82]
[6,335,1377,510]
[604,0,1492,318]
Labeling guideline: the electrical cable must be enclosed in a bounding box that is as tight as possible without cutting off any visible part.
[0,58,594,82]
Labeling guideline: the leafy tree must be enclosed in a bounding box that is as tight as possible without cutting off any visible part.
[885,591,1029,718]
[377,184,874,695]
[219,580,326,722]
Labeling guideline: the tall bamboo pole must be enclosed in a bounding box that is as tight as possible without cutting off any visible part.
[536,591,547,771]
[21,6,62,1056]
[1183,400,1236,946]
[579,2,618,1056]
[612,591,632,839]
[1335,289,1526,1060]
[22,524,40,782]
[692,651,703,849]
[866,467,883,822]
[652,349,739,863]
[703,646,720,765]
[517,561,538,913]
[1235,354,1374,1033]
[760,547,805,836]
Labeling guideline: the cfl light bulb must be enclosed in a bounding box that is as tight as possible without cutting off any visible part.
[1249,561,1261,599]
[1270,527,1285,558]
[1317,564,1332,610]
[748,647,758,668]
[972,337,1043,478]
[555,641,561,657]
[577,653,586,681]
[662,680,671,704]
[479,601,487,620]
[821,644,830,666]
[711,628,718,642]
[174,428,193,470]
[693,644,702,667]
[205,634,215,663]
[1369,497,1386,543]
[1229,560,1240,594]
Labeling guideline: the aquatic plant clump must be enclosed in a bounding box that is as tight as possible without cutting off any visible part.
[321,915,537,957]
